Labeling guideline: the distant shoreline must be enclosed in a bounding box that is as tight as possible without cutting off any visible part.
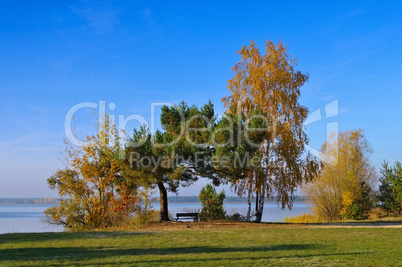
[0,198,60,205]
[0,196,309,205]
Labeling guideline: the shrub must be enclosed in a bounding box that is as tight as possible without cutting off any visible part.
[133,210,160,228]
[369,207,388,220]
[343,181,373,220]
[227,212,247,221]
[284,213,321,223]
[199,184,226,221]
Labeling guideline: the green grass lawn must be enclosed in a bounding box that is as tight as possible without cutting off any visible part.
[0,223,401,266]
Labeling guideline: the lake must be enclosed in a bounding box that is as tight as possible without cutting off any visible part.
[0,202,312,234]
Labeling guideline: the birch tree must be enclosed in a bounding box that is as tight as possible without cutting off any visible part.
[222,40,319,222]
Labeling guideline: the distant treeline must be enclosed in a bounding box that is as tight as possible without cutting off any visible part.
[160,195,309,203]
[0,198,60,205]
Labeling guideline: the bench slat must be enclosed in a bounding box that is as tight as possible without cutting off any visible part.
[176,213,198,216]
[175,212,199,222]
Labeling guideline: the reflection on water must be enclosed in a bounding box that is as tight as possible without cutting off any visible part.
[0,202,312,234]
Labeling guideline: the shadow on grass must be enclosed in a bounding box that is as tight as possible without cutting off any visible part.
[0,231,153,244]
[0,244,324,260]
[84,252,368,266]
[0,244,314,260]
[0,244,369,265]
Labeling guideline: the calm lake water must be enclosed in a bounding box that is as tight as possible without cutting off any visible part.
[0,202,312,234]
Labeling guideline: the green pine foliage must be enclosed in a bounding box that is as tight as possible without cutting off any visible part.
[344,181,373,220]
[378,161,402,215]
[199,184,226,220]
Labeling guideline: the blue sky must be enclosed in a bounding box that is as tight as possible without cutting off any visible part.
[1,0,401,197]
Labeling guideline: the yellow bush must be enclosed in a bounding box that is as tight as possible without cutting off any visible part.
[133,210,160,227]
[284,213,321,223]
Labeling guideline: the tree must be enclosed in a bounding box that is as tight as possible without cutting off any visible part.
[212,107,266,221]
[344,180,372,220]
[222,40,319,222]
[305,129,376,221]
[199,184,226,220]
[378,161,402,215]
[124,101,215,221]
[45,116,139,230]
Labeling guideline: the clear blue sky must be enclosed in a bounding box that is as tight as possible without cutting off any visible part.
[1,1,401,197]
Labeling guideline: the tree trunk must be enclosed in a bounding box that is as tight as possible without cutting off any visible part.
[256,175,267,223]
[157,182,170,221]
[246,174,253,222]
[255,191,261,222]
[256,191,259,211]
[255,143,270,223]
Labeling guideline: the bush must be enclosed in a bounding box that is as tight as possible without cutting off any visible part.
[133,210,160,228]
[199,184,226,221]
[343,181,373,220]
[369,207,388,220]
[284,213,321,223]
[227,212,247,221]
[102,210,159,231]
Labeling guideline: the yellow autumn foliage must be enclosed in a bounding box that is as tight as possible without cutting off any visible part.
[305,129,376,222]
[45,114,142,230]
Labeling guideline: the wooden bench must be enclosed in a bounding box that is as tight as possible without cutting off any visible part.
[175,212,199,222]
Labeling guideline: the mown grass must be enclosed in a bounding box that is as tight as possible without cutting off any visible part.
[0,223,401,266]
